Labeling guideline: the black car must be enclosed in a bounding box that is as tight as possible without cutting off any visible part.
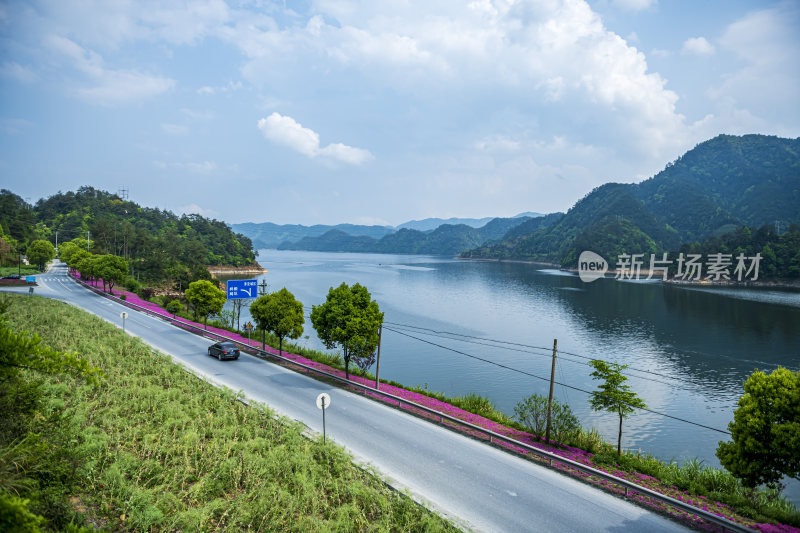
[1,274,21,279]
[208,342,240,360]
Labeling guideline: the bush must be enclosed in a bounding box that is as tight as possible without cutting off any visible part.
[138,287,155,300]
[124,278,141,293]
[514,394,580,443]
[119,294,127,301]
[165,300,182,316]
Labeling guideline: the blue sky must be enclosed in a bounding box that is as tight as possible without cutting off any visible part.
[1,0,798,226]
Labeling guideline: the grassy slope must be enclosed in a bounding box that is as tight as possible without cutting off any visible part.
[3,294,456,532]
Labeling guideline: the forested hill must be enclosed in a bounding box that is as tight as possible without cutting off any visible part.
[462,134,800,269]
[1,186,256,281]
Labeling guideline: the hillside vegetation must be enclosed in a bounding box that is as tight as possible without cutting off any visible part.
[0,294,455,531]
[463,134,800,276]
[0,186,256,285]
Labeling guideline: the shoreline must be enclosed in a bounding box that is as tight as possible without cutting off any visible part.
[207,264,267,277]
[457,257,800,290]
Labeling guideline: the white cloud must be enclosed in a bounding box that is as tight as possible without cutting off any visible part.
[474,135,521,152]
[196,80,242,95]
[153,160,216,173]
[612,0,657,11]
[179,204,219,218]
[257,113,373,165]
[161,123,189,135]
[227,1,689,159]
[45,35,174,105]
[708,3,800,133]
[181,108,215,120]
[682,37,715,56]
[0,61,37,83]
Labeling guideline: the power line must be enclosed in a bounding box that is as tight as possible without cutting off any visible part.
[383,322,700,389]
[383,325,731,435]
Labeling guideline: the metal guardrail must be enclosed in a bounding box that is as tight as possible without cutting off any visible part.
[73,275,753,533]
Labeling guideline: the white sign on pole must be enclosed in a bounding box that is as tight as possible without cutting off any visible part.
[316,393,331,444]
[120,312,128,319]
[316,393,331,410]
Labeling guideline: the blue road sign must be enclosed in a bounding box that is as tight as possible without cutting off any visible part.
[226,279,258,299]
[25,276,35,283]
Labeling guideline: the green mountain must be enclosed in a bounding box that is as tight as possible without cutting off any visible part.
[278,216,534,255]
[463,134,800,267]
[233,212,538,249]
[1,186,256,284]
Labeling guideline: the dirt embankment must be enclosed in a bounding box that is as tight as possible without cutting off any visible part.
[207,264,268,278]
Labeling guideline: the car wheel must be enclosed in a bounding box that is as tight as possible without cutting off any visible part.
[216,351,221,360]
[234,355,239,360]
[208,348,212,357]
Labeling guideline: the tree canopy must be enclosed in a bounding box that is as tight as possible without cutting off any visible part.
[26,240,55,271]
[588,360,647,455]
[95,254,129,293]
[310,282,383,380]
[185,280,226,329]
[249,288,304,355]
[716,367,800,488]
[1,186,257,286]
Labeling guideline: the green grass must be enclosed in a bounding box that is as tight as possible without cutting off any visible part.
[2,294,457,532]
[0,265,39,277]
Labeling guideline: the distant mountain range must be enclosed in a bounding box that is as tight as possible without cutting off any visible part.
[232,212,540,250]
[276,216,535,255]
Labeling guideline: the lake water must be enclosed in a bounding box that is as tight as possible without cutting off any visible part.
[228,250,800,503]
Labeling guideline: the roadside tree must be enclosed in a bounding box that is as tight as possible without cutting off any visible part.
[588,360,647,455]
[250,288,304,355]
[57,241,78,264]
[185,280,225,329]
[95,254,129,293]
[26,239,55,271]
[310,282,383,380]
[68,249,91,275]
[716,367,800,489]
[76,254,98,284]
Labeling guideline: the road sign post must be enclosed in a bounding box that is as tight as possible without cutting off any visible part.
[316,393,331,444]
[226,279,258,300]
[120,311,128,333]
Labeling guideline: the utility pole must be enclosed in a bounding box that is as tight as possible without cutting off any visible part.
[545,338,557,444]
[374,324,383,390]
[258,279,268,296]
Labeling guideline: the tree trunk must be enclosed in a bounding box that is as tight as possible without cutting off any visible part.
[262,328,265,351]
[278,336,282,358]
[344,347,350,381]
[617,408,623,456]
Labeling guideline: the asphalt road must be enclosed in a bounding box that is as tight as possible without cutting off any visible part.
[10,263,690,533]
